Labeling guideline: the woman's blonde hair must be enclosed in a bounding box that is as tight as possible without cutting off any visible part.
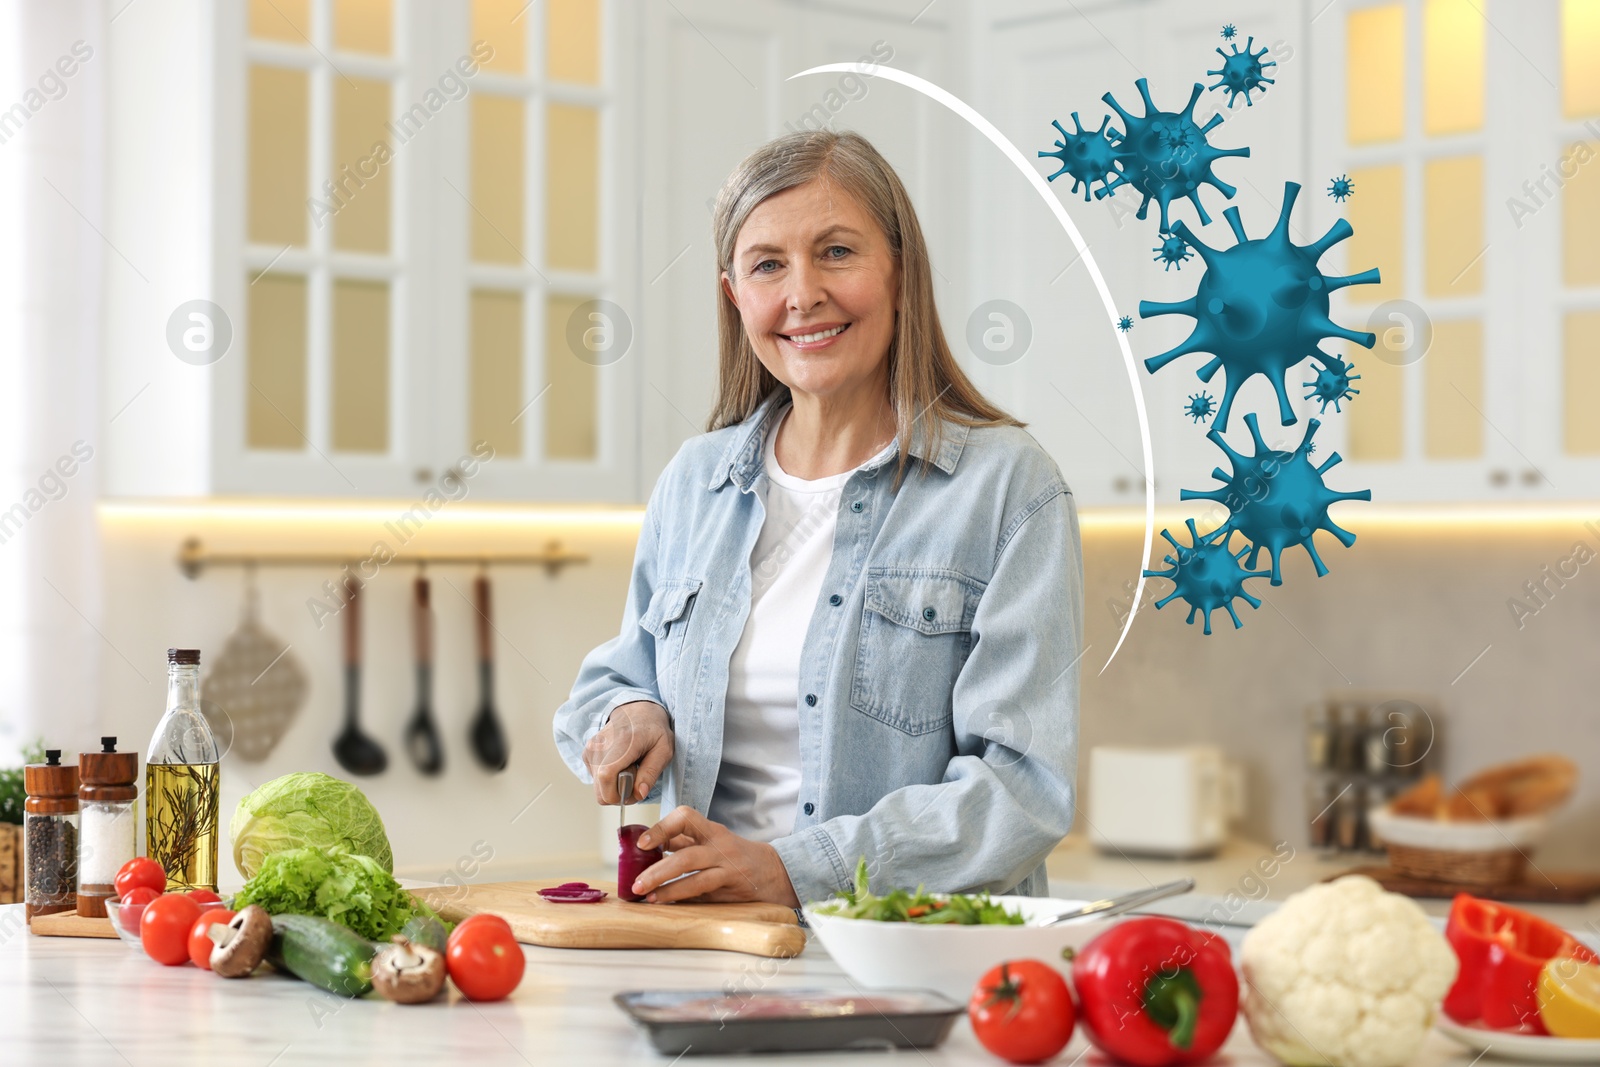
[707,129,1022,492]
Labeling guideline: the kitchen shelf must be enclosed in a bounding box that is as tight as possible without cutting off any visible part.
[175,536,589,580]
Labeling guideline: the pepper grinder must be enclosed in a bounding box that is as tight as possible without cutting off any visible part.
[77,736,139,918]
[23,750,79,923]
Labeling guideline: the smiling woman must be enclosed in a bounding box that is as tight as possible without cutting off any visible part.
[553,130,1084,909]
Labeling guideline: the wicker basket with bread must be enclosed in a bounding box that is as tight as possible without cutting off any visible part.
[1367,754,1578,886]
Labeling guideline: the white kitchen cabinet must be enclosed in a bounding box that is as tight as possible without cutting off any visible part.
[636,0,957,492]
[1308,0,1600,503]
[975,1,1304,508]
[104,0,643,503]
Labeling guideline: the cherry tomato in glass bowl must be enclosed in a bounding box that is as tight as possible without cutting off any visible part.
[968,960,1076,1065]
[446,914,525,1001]
[120,886,159,907]
[114,857,165,900]
[186,889,223,907]
[188,908,236,970]
[140,893,202,966]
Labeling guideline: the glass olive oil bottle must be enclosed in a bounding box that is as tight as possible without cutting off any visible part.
[146,648,220,891]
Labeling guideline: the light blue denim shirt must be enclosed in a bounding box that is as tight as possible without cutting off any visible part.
[552,387,1083,904]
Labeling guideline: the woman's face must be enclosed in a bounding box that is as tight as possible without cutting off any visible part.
[721,178,900,404]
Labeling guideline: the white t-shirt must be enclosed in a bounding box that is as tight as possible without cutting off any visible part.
[708,402,895,842]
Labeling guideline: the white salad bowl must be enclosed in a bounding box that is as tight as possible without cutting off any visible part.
[803,895,1114,1003]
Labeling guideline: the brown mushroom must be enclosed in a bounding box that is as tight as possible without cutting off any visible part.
[209,905,272,978]
[371,935,447,1004]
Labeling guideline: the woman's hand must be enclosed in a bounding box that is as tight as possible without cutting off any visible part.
[583,700,674,804]
[630,806,801,907]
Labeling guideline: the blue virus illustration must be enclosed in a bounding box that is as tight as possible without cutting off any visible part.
[1099,79,1250,234]
[1303,352,1361,413]
[1142,517,1268,635]
[1180,412,1372,586]
[1038,112,1130,202]
[1185,391,1217,423]
[1221,23,1238,40]
[1328,173,1356,202]
[1117,314,1134,333]
[1139,180,1383,432]
[1153,233,1193,271]
[1207,37,1276,108]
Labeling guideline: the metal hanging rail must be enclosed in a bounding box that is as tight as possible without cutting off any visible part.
[176,536,590,580]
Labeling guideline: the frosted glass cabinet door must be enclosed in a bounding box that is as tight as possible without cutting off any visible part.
[198,0,643,501]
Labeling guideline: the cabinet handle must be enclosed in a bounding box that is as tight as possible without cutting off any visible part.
[1520,469,1542,486]
[1489,469,1511,487]
[413,466,434,485]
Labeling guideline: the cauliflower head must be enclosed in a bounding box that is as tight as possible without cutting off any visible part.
[1240,875,1458,1067]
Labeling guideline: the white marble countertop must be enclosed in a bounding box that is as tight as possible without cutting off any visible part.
[0,896,1540,1067]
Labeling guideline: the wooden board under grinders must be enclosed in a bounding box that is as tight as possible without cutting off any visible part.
[29,911,119,939]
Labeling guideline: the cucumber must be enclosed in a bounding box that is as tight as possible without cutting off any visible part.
[268,914,377,998]
[399,913,447,954]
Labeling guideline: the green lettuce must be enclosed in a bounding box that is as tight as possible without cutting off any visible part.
[231,771,393,879]
[232,845,420,941]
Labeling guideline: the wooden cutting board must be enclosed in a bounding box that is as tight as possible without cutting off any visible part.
[412,879,808,958]
[30,911,120,938]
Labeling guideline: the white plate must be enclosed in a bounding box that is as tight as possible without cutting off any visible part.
[1437,1018,1600,1062]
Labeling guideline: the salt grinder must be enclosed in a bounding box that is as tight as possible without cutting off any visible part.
[77,736,139,918]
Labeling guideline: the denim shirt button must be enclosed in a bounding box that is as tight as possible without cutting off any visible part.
[803,802,815,816]
[850,500,864,512]
[805,693,817,706]
[828,594,842,606]
[922,606,937,621]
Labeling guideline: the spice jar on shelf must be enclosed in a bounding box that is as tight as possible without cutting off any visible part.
[77,736,138,918]
[23,750,78,923]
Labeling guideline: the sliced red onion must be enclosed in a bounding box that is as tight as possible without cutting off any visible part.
[538,883,607,903]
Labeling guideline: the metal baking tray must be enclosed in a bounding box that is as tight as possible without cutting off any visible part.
[614,987,963,1055]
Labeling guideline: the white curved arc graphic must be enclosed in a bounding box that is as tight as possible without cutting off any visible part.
[787,63,1154,673]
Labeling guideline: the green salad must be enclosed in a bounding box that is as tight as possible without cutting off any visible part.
[810,858,1026,925]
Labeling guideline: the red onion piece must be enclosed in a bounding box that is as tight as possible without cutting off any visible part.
[618,824,663,902]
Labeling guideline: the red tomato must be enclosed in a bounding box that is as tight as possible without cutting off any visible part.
[186,889,223,906]
[114,857,166,899]
[968,960,1076,1065]
[446,914,524,1001]
[120,886,159,907]
[118,902,147,935]
[188,908,236,970]
[140,893,202,965]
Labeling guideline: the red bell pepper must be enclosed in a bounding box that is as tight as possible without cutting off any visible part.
[1443,893,1599,1033]
[1071,916,1239,1066]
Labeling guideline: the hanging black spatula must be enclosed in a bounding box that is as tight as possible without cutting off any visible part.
[333,576,387,776]
[405,573,444,776]
[469,571,509,772]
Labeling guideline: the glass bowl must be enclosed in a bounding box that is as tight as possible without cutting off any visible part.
[103,898,148,951]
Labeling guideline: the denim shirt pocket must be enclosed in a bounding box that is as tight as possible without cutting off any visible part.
[850,567,983,736]
[638,576,703,708]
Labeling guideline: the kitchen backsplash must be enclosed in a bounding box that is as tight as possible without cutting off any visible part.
[57,504,1600,882]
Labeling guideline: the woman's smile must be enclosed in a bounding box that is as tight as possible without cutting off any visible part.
[779,322,851,351]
